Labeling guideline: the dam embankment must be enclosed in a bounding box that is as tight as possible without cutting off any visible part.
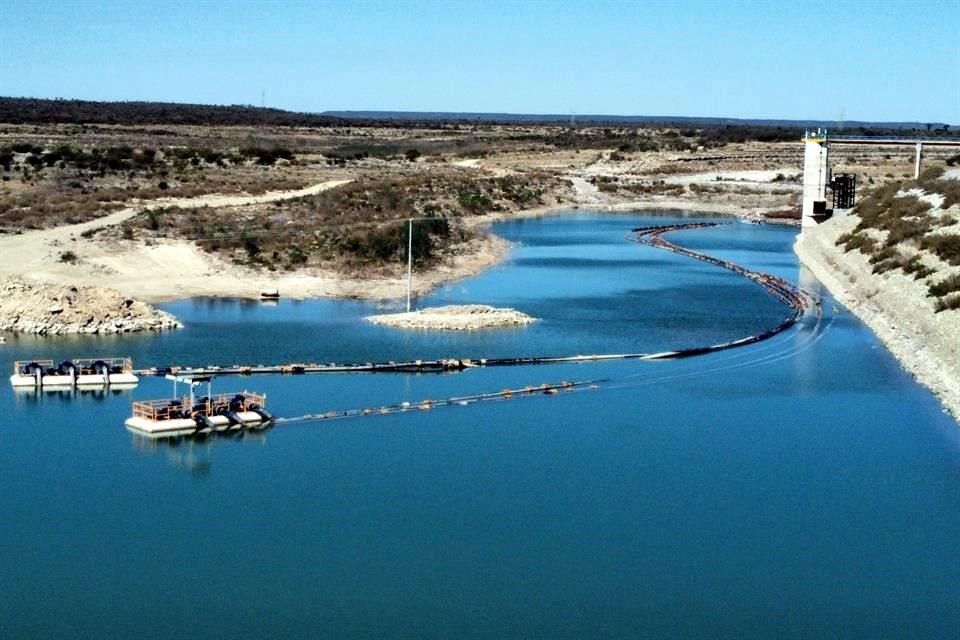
[795,215,960,419]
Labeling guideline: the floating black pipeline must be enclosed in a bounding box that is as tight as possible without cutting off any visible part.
[132,223,818,377]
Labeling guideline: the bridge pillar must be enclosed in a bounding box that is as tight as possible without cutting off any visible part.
[915,142,922,179]
[801,131,830,229]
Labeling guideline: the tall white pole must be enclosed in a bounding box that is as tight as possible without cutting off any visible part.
[406,218,413,312]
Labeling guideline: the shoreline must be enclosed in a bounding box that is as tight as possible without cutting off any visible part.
[0,175,800,337]
[795,217,960,421]
[0,179,787,307]
[8,184,954,424]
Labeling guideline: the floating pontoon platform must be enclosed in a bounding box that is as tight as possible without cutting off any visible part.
[11,357,138,389]
[125,391,271,439]
[125,372,271,439]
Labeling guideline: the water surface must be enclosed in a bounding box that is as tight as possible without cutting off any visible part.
[2,212,958,639]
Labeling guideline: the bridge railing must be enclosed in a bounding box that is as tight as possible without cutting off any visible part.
[824,135,960,144]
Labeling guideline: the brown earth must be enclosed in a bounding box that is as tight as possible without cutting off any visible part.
[2,122,955,329]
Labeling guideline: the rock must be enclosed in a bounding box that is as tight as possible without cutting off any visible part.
[367,304,536,331]
[0,277,182,335]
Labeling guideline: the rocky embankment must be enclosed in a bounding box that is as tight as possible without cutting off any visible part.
[367,304,536,331]
[795,216,960,420]
[0,278,181,335]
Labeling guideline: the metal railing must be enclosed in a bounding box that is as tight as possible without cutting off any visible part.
[131,392,267,422]
[13,357,133,375]
[12,360,54,375]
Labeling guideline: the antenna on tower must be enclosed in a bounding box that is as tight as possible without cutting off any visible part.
[570,108,576,127]
[261,90,265,109]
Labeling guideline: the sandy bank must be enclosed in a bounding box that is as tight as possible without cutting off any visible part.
[0,179,525,305]
[795,216,960,420]
[367,304,536,331]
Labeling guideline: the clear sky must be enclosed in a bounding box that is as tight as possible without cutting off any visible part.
[2,0,957,123]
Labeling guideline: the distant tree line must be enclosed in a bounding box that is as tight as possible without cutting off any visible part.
[0,97,342,127]
[2,97,952,140]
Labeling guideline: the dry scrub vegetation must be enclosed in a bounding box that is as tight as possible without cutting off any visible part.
[837,165,960,311]
[106,170,565,273]
[0,138,321,231]
[2,118,814,277]
[5,103,955,283]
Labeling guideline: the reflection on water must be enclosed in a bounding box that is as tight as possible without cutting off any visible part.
[130,425,274,475]
[12,385,136,403]
[131,433,214,476]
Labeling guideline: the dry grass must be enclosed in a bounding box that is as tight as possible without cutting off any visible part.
[109,171,567,273]
[0,137,322,232]
[838,162,960,308]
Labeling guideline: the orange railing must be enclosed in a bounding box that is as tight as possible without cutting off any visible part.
[131,392,266,422]
[71,357,133,374]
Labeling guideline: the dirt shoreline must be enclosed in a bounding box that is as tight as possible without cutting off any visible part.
[0,176,788,306]
[0,171,800,337]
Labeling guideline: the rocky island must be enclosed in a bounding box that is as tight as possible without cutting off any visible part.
[0,278,181,335]
[367,304,536,331]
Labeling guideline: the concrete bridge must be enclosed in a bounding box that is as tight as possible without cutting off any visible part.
[801,130,960,228]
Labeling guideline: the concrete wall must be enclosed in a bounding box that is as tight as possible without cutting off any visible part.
[801,138,829,228]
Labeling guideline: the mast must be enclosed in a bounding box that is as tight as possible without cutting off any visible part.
[406,218,413,312]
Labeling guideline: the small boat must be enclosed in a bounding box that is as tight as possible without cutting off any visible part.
[260,289,280,300]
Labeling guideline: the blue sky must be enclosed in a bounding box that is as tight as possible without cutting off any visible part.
[2,0,957,123]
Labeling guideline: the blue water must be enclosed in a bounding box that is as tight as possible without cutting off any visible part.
[2,212,959,639]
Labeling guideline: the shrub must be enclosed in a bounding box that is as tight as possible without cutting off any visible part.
[868,246,900,273]
[59,250,77,263]
[287,246,308,265]
[458,190,493,213]
[917,165,945,183]
[886,215,933,245]
[934,179,960,209]
[624,181,686,196]
[242,232,260,258]
[921,234,960,265]
[11,143,41,154]
[934,294,960,312]
[239,146,294,165]
[837,231,876,254]
[902,255,934,279]
[928,273,960,297]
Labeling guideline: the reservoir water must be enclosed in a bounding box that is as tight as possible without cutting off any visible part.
[2,212,959,638]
